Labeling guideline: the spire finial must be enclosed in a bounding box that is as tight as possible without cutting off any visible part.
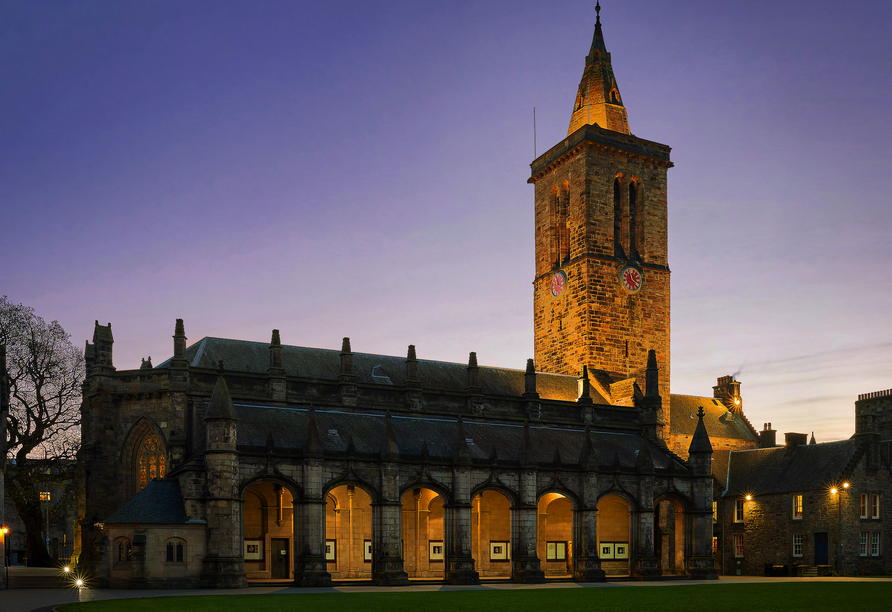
[596,1,601,24]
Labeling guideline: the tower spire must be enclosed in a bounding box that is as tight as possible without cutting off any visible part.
[568,3,630,135]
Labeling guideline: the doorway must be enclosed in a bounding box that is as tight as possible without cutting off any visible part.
[270,538,290,579]
[814,533,828,565]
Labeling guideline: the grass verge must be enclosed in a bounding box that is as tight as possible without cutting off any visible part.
[57,582,892,612]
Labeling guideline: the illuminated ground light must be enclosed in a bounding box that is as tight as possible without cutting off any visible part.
[61,565,88,590]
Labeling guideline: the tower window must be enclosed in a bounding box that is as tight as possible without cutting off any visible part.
[613,178,624,258]
[629,182,638,260]
[553,181,570,266]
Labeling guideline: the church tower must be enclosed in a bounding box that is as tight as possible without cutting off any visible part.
[530,4,672,420]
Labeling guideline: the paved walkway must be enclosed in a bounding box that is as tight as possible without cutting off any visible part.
[1,571,889,612]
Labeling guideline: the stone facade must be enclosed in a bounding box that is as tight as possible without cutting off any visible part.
[722,420,892,576]
[530,9,671,422]
[100,523,207,589]
[531,127,671,414]
[76,10,719,588]
[856,389,892,444]
[77,324,718,587]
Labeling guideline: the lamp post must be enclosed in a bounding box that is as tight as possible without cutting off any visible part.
[40,491,51,552]
[2,526,8,588]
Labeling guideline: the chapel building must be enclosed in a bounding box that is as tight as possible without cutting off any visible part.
[75,8,721,588]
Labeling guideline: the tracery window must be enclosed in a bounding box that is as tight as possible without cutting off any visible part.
[137,433,166,491]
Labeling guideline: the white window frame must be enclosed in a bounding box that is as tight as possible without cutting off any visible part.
[735,498,745,522]
[861,494,869,519]
[793,494,803,520]
[733,533,744,558]
[792,533,803,558]
[860,532,868,557]
[871,494,880,519]
[871,532,880,556]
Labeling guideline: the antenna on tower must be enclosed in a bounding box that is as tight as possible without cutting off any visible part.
[533,106,537,158]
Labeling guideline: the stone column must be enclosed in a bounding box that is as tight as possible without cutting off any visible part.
[573,426,604,582]
[573,471,605,581]
[445,464,479,584]
[511,468,545,583]
[294,426,332,587]
[373,460,409,585]
[632,474,660,579]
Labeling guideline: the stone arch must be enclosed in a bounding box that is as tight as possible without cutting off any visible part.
[242,478,297,580]
[536,491,575,577]
[400,486,446,579]
[324,473,380,504]
[325,483,375,579]
[399,477,452,506]
[654,493,688,576]
[470,487,515,578]
[239,474,303,502]
[120,417,167,499]
[597,492,633,577]
[470,482,518,506]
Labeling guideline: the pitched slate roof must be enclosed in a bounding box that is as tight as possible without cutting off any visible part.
[723,439,861,497]
[670,394,758,442]
[235,404,687,471]
[159,337,608,404]
[104,479,189,524]
[712,449,732,487]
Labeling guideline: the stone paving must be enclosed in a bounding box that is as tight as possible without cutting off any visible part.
[0,569,889,612]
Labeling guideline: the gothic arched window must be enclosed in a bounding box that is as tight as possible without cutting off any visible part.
[614,177,625,258]
[629,181,639,260]
[136,433,166,491]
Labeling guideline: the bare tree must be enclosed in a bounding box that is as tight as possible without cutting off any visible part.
[1,296,83,566]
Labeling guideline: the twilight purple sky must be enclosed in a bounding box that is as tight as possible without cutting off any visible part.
[3,1,891,443]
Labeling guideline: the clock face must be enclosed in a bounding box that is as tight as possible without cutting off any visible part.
[551,271,566,297]
[619,265,643,293]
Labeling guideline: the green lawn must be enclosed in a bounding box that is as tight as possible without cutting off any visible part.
[58,582,892,612]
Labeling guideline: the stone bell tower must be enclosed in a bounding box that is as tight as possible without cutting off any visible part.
[530,3,672,418]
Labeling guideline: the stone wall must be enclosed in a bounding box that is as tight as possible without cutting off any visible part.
[722,461,891,575]
[530,128,671,412]
[103,523,206,589]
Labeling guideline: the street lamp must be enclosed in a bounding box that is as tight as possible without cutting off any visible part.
[40,492,51,551]
[2,526,8,587]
